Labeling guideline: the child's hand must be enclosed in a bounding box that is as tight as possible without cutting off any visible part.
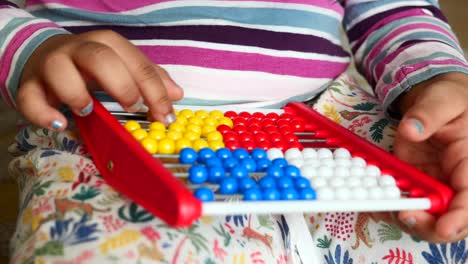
[17,30,183,131]
[394,72,468,243]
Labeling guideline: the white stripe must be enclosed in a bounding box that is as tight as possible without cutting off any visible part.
[131,39,350,62]
[0,19,42,60]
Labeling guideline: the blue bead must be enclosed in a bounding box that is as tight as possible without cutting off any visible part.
[239,177,257,192]
[295,177,311,189]
[188,165,208,184]
[223,157,238,170]
[251,148,267,160]
[256,158,272,172]
[216,148,232,160]
[179,148,198,164]
[300,188,316,200]
[266,166,284,178]
[194,187,215,202]
[272,158,288,168]
[198,148,215,163]
[262,188,281,200]
[284,165,301,178]
[241,158,257,172]
[280,188,299,200]
[277,177,294,189]
[205,157,223,168]
[208,166,226,183]
[230,166,248,179]
[218,177,238,195]
[243,188,263,201]
[233,148,249,160]
[259,176,276,189]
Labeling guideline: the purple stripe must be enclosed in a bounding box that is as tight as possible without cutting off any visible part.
[347,5,448,43]
[64,25,349,57]
[0,0,18,8]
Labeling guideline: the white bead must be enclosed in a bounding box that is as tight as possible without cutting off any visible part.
[329,177,345,187]
[351,187,369,200]
[317,166,333,178]
[334,166,350,178]
[361,176,378,187]
[303,158,321,167]
[310,177,327,188]
[335,158,352,167]
[317,148,333,159]
[334,148,351,159]
[285,148,302,161]
[335,187,352,200]
[321,158,335,167]
[267,148,283,160]
[379,175,397,186]
[301,165,318,178]
[288,158,304,168]
[350,166,365,177]
[347,177,361,187]
[383,186,401,199]
[302,148,317,159]
[368,187,384,200]
[366,165,381,177]
[316,187,334,200]
[351,157,367,167]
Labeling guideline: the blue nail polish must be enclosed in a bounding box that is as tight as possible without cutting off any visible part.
[413,119,424,134]
[79,102,94,116]
[51,120,63,130]
[164,113,176,126]
[127,98,144,112]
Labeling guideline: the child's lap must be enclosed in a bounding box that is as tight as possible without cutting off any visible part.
[8,68,467,263]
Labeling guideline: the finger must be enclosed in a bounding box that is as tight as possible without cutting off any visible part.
[153,65,184,101]
[435,189,468,241]
[41,52,93,116]
[398,85,466,142]
[72,41,143,113]
[398,210,438,242]
[16,80,68,131]
[442,138,468,190]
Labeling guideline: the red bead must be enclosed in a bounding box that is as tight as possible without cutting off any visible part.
[263,125,279,135]
[223,131,238,142]
[276,119,290,128]
[239,131,254,142]
[247,124,262,134]
[233,124,247,133]
[225,141,239,151]
[217,124,232,134]
[257,140,271,150]
[224,111,237,119]
[239,111,251,119]
[269,132,283,143]
[252,112,266,120]
[247,117,262,127]
[287,141,303,150]
[272,141,286,151]
[279,125,293,134]
[291,118,305,132]
[242,141,256,152]
[266,112,280,121]
[261,118,275,128]
[255,131,269,143]
[233,116,247,126]
[280,113,294,121]
[283,132,298,143]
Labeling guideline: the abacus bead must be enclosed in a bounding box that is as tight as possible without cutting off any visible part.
[277,119,289,128]
[368,187,384,200]
[350,166,365,177]
[230,166,248,179]
[383,186,401,199]
[283,133,298,144]
[287,141,303,151]
[239,177,257,192]
[224,111,237,119]
[281,188,299,200]
[209,110,224,119]
[317,148,333,159]
[208,140,225,151]
[223,131,238,142]
[175,139,192,154]
[266,166,284,178]
[257,140,271,151]
[243,188,263,201]
[206,131,223,142]
[201,125,217,137]
[218,117,234,128]
[186,124,202,135]
[225,141,239,151]
[169,122,185,133]
[241,158,257,172]
[203,117,218,126]
[317,166,333,178]
[295,176,311,189]
[267,148,284,160]
[208,166,226,183]
[223,157,238,170]
[148,121,165,131]
[158,138,176,154]
[252,112,266,120]
[254,131,269,143]
[335,187,351,200]
[285,148,302,161]
[266,112,280,120]
[321,158,335,167]
[179,109,194,119]
[273,141,286,152]
[272,158,288,168]
[256,158,272,172]
[124,120,141,132]
[216,148,232,160]
[247,124,262,134]
[192,139,209,151]
[241,141,256,152]
[195,109,209,119]
[218,177,238,194]
[140,137,158,154]
[361,176,378,187]
[316,187,334,200]
[188,116,204,126]
[131,129,148,141]
[233,124,247,133]
[277,177,294,189]
[233,116,247,126]
[179,148,198,164]
[284,165,301,178]
[366,165,381,177]
[205,157,223,168]
[334,148,351,159]
[303,159,320,167]
[269,132,283,143]
[198,148,216,163]
[279,125,293,135]
[217,124,231,134]
[310,177,327,188]
[300,188,316,200]
[347,177,361,187]
[166,130,182,141]
[230,148,247,160]
[259,176,277,189]
[329,177,345,187]
[251,148,267,160]
[149,130,166,140]
[239,111,251,119]
[334,158,352,167]
[189,165,208,184]
[334,166,350,178]
[379,175,396,186]
[302,148,317,159]
[351,157,367,167]
[301,165,317,178]
[194,187,215,202]
[291,118,305,132]
[262,188,281,200]
[288,158,304,168]
[351,187,369,200]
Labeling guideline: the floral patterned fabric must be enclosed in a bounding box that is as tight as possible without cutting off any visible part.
[7,66,468,263]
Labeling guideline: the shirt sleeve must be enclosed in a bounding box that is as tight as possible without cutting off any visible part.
[342,0,468,119]
[0,0,70,108]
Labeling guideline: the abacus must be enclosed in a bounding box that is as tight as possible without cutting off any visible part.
[73,98,453,227]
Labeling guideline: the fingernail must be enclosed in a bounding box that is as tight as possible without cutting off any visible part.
[404,217,417,229]
[79,101,94,116]
[164,113,176,126]
[51,120,63,130]
[127,98,144,113]
[411,119,424,134]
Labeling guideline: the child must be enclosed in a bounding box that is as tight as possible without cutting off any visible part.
[2,0,468,262]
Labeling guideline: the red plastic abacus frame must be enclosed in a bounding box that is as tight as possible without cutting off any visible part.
[73,97,453,227]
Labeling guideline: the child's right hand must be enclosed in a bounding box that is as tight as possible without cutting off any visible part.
[16,30,184,131]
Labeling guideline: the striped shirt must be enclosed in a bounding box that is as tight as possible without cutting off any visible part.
[1,0,467,116]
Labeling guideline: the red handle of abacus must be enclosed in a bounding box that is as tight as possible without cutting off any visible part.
[73,97,202,227]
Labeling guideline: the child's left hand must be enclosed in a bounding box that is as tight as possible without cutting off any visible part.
[392,72,468,243]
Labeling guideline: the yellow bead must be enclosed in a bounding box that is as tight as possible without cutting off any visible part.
[206,131,223,142]
[203,117,218,126]
[124,120,141,132]
[158,138,176,154]
[175,116,187,126]
[201,125,217,137]
[166,130,182,141]
[175,139,192,153]
[179,109,194,119]
[208,140,224,151]
[186,124,202,135]
[195,109,209,119]
[209,110,224,120]
[148,130,165,140]
[192,139,209,152]
[183,131,200,141]
[188,116,204,126]
[131,129,148,141]
[169,122,185,133]
[140,137,158,154]
[149,122,166,131]
[218,117,233,128]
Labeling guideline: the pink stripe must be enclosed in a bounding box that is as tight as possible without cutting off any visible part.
[138,45,348,78]
[0,22,58,107]
[381,59,468,97]
[26,0,343,14]
[364,23,459,78]
[374,41,421,81]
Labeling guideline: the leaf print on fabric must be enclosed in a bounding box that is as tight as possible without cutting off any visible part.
[370,119,389,143]
[317,235,332,249]
[377,223,402,243]
[323,105,343,124]
[382,248,414,264]
[171,224,208,264]
[39,150,61,158]
[324,245,354,264]
[49,214,99,246]
[118,202,155,223]
[72,185,101,202]
[213,223,232,247]
[352,102,377,111]
[257,215,275,230]
[422,240,468,264]
[225,214,248,227]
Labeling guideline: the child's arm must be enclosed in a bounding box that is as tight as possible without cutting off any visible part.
[0,1,182,130]
[343,0,468,243]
